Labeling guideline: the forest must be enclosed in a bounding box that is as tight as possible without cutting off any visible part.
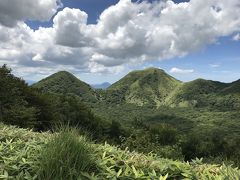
[0,64,240,179]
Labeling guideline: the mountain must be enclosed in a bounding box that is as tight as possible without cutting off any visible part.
[166,79,228,107]
[32,71,96,101]
[107,67,181,106]
[221,79,240,94]
[32,68,240,109]
[91,82,111,89]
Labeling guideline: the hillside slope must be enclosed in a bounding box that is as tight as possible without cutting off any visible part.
[166,79,240,109]
[221,79,240,94]
[167,79,228,107]
[108,68,181,106]
[32,68,240,108]
[32,71,96,101]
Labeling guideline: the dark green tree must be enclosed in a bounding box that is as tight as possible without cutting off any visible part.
[0,65,38,128]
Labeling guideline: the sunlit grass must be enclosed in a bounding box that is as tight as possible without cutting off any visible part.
[37,127,97,180]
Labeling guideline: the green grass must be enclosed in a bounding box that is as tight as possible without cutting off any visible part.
[1,123,240,179]
[37,128,96,180]
[0,123,48,179]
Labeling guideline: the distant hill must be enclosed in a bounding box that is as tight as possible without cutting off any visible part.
[32,71,96,101]
[91,82,111,89]
[221,79,240,94]
[108,67,181,106]
[167,79,228,107]
[32,68,240,109]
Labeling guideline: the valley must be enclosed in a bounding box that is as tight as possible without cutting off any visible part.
[1,65,240,179]
[32,67,240,164]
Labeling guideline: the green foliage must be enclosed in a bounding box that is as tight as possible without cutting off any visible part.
[0,65,112,138]
[0,123,48,179]
[1,124,240,179]
[148,124,178,145]
[0,65,39,128]
[168,78,240,110]
[107,67,181,106]
[2,65,240,175]
[181,131,240,165]
[92,103,240,165]
[120,132,184,160]
[38,128,96,180]
[32,71,97,102]
[221,79,240,94]
[95,144,240,179]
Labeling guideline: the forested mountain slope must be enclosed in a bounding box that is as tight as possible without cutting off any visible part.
[33,67,240,109]
[107,67,181,106]
[32,71,97,102]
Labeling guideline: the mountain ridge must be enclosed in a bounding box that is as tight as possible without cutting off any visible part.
[32,68,240,108]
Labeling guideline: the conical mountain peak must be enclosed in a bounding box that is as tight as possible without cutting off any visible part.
[32,71,94,97]
[108,67,181,106]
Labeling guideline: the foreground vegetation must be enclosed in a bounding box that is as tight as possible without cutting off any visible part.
[1,123,240,179]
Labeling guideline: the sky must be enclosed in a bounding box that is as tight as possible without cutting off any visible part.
[0,0,240,84]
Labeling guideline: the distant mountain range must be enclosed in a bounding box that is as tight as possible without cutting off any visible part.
[32,68,240,109]
[91,82,111,89]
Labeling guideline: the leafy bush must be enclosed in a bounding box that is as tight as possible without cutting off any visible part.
[0,123,48,179]
[181,131,240,166]
[148,123,178,145]
[120,131,184,160]
[38,128,96,180]
[0,124,240,179]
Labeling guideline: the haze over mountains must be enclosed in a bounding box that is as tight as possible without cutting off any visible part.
[91,82,111,89]
[33,67,240,109]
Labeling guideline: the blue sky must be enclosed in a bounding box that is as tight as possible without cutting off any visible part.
[0,0,240,84]
[26,0,190,28]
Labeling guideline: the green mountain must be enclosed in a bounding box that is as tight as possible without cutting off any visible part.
[2,65,240,168]
[32,71,96,101]
[107,67,181,106]
[166,79,240,109]
[167,79,228,107]
[32,68,240,109]
[221,79,240,94]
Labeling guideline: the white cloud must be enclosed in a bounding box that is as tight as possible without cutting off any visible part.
[52,0,240,66]
[1,0,240,80]
[232,33,240,41]
[0,0,61,27]
[170,67,194,74]
[53,7,93,47]
[209,64,220,68]
[88,62,124,74]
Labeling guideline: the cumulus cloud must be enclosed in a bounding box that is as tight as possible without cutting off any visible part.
[1,0,240,79]
[170,67,194,74]
[232,33,240,41]
[52,0,240,66]
[0,0,61,27]
[53,7,94,47]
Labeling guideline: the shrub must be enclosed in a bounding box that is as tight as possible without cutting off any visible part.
[149,124,178,145]
[37,128,96,180]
